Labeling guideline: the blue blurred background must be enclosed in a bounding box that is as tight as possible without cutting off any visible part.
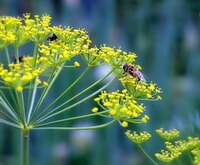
[0,0,199,165]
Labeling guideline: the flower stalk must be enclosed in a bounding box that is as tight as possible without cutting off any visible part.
[21,130,29,165]
[138,145,158,165]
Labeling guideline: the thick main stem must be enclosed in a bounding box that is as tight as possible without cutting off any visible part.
[21,130,30,165]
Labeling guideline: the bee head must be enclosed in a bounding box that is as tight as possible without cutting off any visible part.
[122,63,128,70]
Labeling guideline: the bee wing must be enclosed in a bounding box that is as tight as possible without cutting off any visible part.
[138,71,147,82]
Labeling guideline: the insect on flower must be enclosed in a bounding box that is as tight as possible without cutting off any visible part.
[122,63,146,82]
[13,55,24,63]
[47,33,58,42]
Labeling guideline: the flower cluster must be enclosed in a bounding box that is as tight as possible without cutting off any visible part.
[81,46,102,66]
[99,46,137,71]
[23,14,51,44]
[0,16,22,48]
[39,41,79,68]
[0,57,47,91]
[0,14,52,48]
[51,26,90,45]
[191,148,200,165]
[155,129,200,163]
[156,128,180,141]
[125,130,151,145]
[155,150,181,163]
[120,76,162,100]
[93,90,149,127]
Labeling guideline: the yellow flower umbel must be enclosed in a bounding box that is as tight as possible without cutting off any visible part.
[155,150,182,163]
[125,130,151,145]
[51,26,97,66]
[98,46,137,76]
[155,128,200,164]
[93,90,149,127]
[23,14,51,44]
[191,148,200,165]
[120,76,162,100]
[39,27,91,68]
[156,128,180,141]
[0,16,21,48]
[81,46,102,66]
[0,14,52,48]
[155,137,200,163]
[0,57,44,91]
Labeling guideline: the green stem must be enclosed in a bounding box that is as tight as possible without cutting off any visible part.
[33,69,114,123]
[0,109,18,124]
[34,77,115,125]
[26,44,38,112]
[33,119,116,130]
[176,159,183,165]
[138,145,158,165]
[36,110,109,127]
[15,47,19,63]
[34,66,90,121]
[188,152,194,165]
[0,96,19,122]
[33,44,38,65]
[21,130,29,165]
[5,47,11,64]
[29,67,61,121]
[27,83,37,123]
[7,88,19,112]
[16,91,26,124]
[0,118,20,128]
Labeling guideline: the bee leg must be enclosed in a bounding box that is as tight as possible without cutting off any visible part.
[137,77,141,81]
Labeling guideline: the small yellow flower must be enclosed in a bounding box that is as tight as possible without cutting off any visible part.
[4,77,12,83]
[74,61,80,67]
[94,98,100,102]
[121,121,128,127]
[36,79,42,84]
[91,107,98,113]
[16,86,23,92]
[109,109,116,115]
[146,93,152,98]
[104,102,113,107]
[141,115,149,123]
[43,81,48,86]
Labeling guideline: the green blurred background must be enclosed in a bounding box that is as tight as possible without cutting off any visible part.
[0,0,199,165]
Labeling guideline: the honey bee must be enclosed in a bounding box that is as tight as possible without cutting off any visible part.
[47,33,58,42]
[122,63,146,82]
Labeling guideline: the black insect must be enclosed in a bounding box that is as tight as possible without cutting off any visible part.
[47,33,58,42]
[13,55,24,63]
